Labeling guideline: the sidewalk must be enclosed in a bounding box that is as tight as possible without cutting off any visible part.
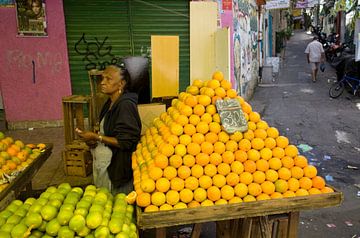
[251,30,360,238]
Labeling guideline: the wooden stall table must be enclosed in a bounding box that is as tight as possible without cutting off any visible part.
[137,188,342,238]
[0,144,53,210]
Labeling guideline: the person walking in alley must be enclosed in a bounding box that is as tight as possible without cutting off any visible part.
[305,36,325,82]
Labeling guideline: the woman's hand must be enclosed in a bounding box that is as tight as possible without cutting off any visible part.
[75,128,98,142]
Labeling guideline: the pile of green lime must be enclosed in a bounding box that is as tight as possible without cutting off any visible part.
[0,183,137,238]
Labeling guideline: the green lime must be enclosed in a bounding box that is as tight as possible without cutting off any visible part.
[57,226,75,238]
[10,223,28,238]
[0,230,11,238]
[45,219,61,236]
[25,212,43,228]
[109,218,123,234]
[40,205,58,221]
[57,209,73,225]
[86,211,103,229]
[6,214,22,224]
[94,226,110,238]
[68,214,86,232]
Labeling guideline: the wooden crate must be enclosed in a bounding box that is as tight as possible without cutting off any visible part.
[62,95,94,144]
[88,70,108,124]
[137,188,343,238]
[63,148,92,177]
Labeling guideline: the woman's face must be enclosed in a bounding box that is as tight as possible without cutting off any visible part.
[32,2,41,15]
[101,68,124,95]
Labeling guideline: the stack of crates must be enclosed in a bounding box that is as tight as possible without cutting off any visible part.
[62,95,94,177]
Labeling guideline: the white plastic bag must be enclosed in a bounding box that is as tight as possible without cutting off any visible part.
[91,143,112,191]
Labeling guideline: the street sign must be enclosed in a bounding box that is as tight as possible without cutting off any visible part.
[215,99,248,134]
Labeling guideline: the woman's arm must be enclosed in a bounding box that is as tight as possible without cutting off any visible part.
[75,128,119,147]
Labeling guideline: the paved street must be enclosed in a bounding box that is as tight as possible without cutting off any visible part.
[251,30,360,238]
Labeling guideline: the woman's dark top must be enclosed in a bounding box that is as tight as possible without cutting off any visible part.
[99,91,141,187]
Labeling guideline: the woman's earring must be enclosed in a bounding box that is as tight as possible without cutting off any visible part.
[119,88,122,95]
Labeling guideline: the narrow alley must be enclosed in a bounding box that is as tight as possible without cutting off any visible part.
[251,30,360,238]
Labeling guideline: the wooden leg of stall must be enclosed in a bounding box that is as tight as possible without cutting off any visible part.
[156,227,166,238]
[238,217,253,238]
[287,212,299,238]
[216,220,232,238]
[191,223,202,238]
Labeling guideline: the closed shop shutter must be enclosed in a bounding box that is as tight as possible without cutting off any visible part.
[63,0,131,95]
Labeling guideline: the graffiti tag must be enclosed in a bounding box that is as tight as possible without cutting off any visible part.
[74,33,121,70]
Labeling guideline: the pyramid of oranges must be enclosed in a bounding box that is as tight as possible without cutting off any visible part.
[131,71,334,212]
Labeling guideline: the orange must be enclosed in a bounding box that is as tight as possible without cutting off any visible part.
[239,172,253,185]
[201,113,213,123]
[285,145,299,157]
[154,154,169,169]
[209,122,221,134]
[183,154,196,167]
[303,165,317,178]
[196,153,210,166]
[179,189,194,203]
[231,161,244,174]
[170,123,184,136]
[269,157,282,170]
[266,127,279,139]
[217,163,231,176]
[167,134,179,147]
[278,167,291,180]
[206,104,217,115]
[174,202,188,209]
[218,132,230,143]
[308,188,322,195]
[290,166,304,179]
[248,183,262,196]
[209,153,223,166]
[197,95,211,106]
[185,176,199,190]
[226,172,240,186]
[243,160,256,173]
[287,178,300,192]
[156,178,171,193]
[179,134,192,146]
[140,179,156,193]
[201,141,214,155]
[196,121,209,134]
[192,133,205,144]
[183,124,196,136]
[137,192,151,207]
[207,80,221,90]
[234,183,248,198]
[260,148,272,160]
[205,132,218,144]
[226,89,237,98]
[192,79,203,88]
[241,101,252,114]
[166,190,180,205]
[193,188,207,202]
[281,156,294,169]
[175,144,187,157]
[248,121,257,131]
[222,151,235,164]
[256,159,269,172]
[299,177,312,190]
[265,169,278,182]
[228,197,242,204]
[212,71,224,81]
[151,192,166,206]
[254,129,267,140]
[201,199,214,207]
[193,104,206,116]
[207,186,221,202]
[270,192,283,199]
[212,95,222,104]
[253,171,266,184]
[312,176,325,189]
[212,174,227,188]
[187,143,201,156]
[249,111,261,123]
[160,143,175,157]
[7,160,17,171]
[225,141,238,152]
[191,164,204,178]
[204,164,218,177]
[178,166,191,180]
[176,114,189,126]
[6,147,17,157]
[170,177,185,191]
[239,139,252,152]
[295,189,310,196]
[163,166,178,180]
[187,85,199,95]
[256,120,269,130]
[261,181,275,195]
[214,87,227,98]
[283,191,296,198]
[294,155,308,168]
[243,195,256,202]
[221,185,235,200]
[213,142,226,154]
[272,147,285,159]
[243,130,254,140]
[220,79,231,90]
[184,95,198,107]
[149,166,162,180]
[189,114,201,126]
[247,149,260,161]
[234,150,248,162]
[276,136,289,148]
[264,137,277,149]
[144,205,159,212]
[274,179,288,193]
[230,131,243,142]
[257,194,271,201]
[199,175,213,189]
[321,187,334,193]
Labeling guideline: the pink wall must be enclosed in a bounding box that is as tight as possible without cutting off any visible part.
[0,1,71,123]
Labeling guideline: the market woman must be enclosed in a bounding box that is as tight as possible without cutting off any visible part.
[76,64,141,195]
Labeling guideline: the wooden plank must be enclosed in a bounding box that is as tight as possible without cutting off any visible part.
[155,228,166,238]
[238,218,252,238]
[259,216,271,238]
[151,35,179,98]
[287,212,299,238]
[216,220,231,238]
[191,223,202,238]
[276,218,288,238]
[0,144,53,201]
[137,190,342,229]
[215,27,231,81]
[0,191,15,211]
